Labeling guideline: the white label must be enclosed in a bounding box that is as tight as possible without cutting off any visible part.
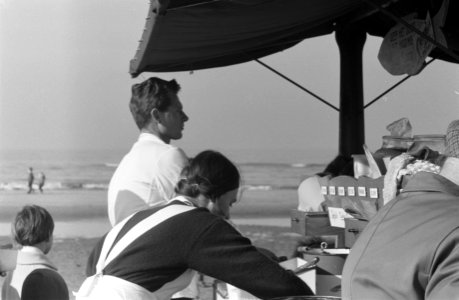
[321,186,328,195]
[358,186,366,197]
[347,186,355,196]
[369,188,378,199]
[328,207,353,228]
[338,186,345,196]
[329,186,336,195]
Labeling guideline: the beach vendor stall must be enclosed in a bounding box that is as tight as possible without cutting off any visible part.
[129,0,459,159]
[291,118,448,297]
[126,0,459,298]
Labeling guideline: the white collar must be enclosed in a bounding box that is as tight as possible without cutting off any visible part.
[17,246,57,270]
[20,246,44,255]
[169,195,197,207]
[138,132,166,144]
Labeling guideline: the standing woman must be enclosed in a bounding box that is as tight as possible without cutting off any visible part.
[77,150,312,300]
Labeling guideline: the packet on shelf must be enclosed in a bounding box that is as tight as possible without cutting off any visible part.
[386,117,412,138]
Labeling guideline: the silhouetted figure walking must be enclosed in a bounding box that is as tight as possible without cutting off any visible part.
[37,172,46,193]
[27,167,34,194]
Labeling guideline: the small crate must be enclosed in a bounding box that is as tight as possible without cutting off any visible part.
[300,248,349,297]
[344,218,368,248]
[213,257,316,300]
[290,210,345,248]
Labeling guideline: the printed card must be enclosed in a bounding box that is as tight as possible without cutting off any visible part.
[328,207,353,228]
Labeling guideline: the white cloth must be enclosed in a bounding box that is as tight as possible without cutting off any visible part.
[108,133,188,226]
[297,176,326,212]
[1,247,57,300]
[75,202,197,300]
[76,272,196,300]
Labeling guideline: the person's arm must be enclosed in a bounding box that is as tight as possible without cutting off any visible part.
[156,147,188,199]
[185,218,313,299]
[426,228,459,299]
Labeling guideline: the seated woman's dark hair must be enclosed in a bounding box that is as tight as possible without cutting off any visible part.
[175,150,240,201]
[12,205,54,246]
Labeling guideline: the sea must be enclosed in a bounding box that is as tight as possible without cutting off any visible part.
[0,148,333,194]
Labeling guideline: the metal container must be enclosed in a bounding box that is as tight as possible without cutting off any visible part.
[296,248,349,297]
[301,249,347,275]
[381,136,413,150]
[408,134,446,154]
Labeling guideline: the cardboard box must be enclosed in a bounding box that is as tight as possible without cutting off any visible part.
[301,249,349,297]
[316,274,342,296]
[290,210,345,247]
[321,175,384,221]
[214,257,317,300]
[280,257,316,294]
[344,218,368,248]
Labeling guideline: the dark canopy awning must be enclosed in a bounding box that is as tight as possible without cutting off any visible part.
[129,0,459,158]
[129,0,459,76]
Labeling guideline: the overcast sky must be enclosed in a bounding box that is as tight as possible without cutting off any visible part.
[1,0,459,161]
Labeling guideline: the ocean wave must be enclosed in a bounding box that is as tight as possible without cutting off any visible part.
[104,163,118,168]
[240,162,327,169]
[242,184,297,191]
[0,181,108,191]
[82,183,108,190]
[241,162,302,168]
[291,163,307,168]
[0,182,297,192]
[243,185,272,191]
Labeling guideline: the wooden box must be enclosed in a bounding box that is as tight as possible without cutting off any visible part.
[301,249,349,297]
[290,210,344,247]
[344,218,368,248]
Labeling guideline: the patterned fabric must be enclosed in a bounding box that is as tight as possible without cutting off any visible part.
[445,120,459,158]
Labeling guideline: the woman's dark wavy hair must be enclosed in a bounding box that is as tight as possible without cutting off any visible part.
[129,77,181,129]
[175,150,240,201]
[12,205,54,246]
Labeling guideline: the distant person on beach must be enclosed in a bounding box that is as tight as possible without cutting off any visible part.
[78,150,312,300]
[107,77,189,226]
[1,205,69,300]
[27,167,34,194]
[37,172,46,193]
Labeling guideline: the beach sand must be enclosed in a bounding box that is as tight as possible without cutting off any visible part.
[0,189,303,299]
[0,188,300,220]
[0,189,299,237]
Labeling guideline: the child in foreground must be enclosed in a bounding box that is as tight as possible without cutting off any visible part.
[1,205,69,300]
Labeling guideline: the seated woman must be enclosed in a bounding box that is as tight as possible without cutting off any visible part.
[77,150,312,300]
